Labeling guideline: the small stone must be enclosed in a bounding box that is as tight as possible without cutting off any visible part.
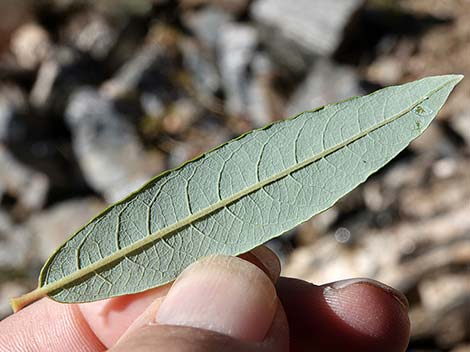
[419,274,470,313]
[140,92,166,120]
[0,84,27,143]
[0,146,49,213]
[183,7,233,50]
[0,211,32,270]
[29,59,60,109]
[251,0,365,57]
[297,207,339,245]
[217,23,258,117]
[245,53,281,127]
[283,200,470,292]
[399,162,470,218]
[180,38,221,100]
[410,123,456,158]
[29,45,82,109]
[10,23,51,70]
[181,0,250,15]
[451,111,470,148]
[432,157,459,179]
[367,56,403,86]
[286,60,364,116]
[101,41,177,102]
[65,88,165,202]
[63,11,118,60]
[163,98,202,135]
[0,102,12,143]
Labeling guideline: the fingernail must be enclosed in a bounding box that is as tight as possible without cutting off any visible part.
[240,245,281,283]
[156,256,277,342]
[323,278,409,338]
[326,278,409,310]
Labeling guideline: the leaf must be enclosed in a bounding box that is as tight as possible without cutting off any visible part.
[11,74,462,311]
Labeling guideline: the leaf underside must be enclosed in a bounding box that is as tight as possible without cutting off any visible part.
[11,74,462,310]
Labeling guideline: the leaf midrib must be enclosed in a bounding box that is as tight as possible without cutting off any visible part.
[38,78,456,297]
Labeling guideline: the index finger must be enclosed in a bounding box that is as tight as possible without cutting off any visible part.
[0,246,280,351]
[0,285,169,352]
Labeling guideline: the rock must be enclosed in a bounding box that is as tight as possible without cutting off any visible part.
[286,60,364,116]
[410,303,469,350]
[162,98,202,135]
[140,92,166,120]
[0,210,32,270]
[410,122,457,158]
[284,203,470,350]
[101,42,174,100]
[10,22,51,70]
[366,55,404,86]
[363,158,428,213]
[0,146,49,213]
[29,58,60,109]
[183,7,233,50]
[255,25,311,75]
[283,200,470,290]
[419,274,469,314]
[245,53,282,127]
[65,88,165,202]
[27,197,105,262]
[411,273,470,348]
[0,84,27,143]
[251,0,365,57]
[451,111,470,148]
[0,101,12,143]
[296,207,339,245]
[29,46,91,109]
[217,23,258,117]
[399,164,470,218]
[364,157,470,219]
[63,11,118,60]
[181,0,251,15]
[180,38,221,103]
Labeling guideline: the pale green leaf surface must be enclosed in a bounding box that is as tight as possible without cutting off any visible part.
[24,75,463,305]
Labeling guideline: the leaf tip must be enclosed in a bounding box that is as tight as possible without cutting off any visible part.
[451,74,464,83]
[441,74,464,86]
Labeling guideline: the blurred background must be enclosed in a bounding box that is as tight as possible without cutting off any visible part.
[0,0,468,350]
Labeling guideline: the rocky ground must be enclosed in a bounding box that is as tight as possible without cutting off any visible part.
[0,0,469,350]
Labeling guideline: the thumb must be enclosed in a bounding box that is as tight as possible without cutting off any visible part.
[109,256,289,352]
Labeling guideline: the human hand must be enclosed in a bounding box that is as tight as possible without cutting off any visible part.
[0,246,410,352]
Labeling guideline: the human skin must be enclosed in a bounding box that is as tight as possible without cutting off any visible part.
[0,246,410,352]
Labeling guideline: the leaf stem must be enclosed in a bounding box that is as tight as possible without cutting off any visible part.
[10,287,47,313]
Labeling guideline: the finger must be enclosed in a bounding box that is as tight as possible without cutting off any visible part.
[78,284,171,347]
[110,306,287,352]
[0,285,170,352]
[277,277,410,352]
[0,246,280,351]
[110,256,289,352]
[81,244,280,347]
[240,245,281,283]
[0,297,105,352]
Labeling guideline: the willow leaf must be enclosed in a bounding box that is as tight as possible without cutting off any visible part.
[11,74,462,311]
